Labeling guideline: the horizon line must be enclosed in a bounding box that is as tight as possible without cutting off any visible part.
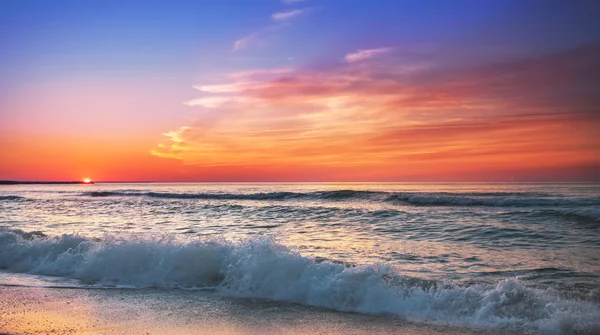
[1,180,599,184]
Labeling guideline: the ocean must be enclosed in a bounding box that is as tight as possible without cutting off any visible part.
[1,182,599,334]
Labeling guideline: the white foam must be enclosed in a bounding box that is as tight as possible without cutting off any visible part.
[0,229,598,334]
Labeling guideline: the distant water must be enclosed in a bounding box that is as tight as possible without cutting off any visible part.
[1,182,599,333]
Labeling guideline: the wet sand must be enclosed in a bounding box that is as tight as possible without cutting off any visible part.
[0,285,519,335]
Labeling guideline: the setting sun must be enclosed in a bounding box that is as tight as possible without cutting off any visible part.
[82,178,91,184]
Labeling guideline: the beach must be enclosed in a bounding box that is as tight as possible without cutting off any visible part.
[1,279,518,335]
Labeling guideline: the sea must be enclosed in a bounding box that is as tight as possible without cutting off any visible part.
[1,182,599,334]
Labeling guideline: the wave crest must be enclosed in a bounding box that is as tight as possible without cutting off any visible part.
[387,193,599,207]
[550,208,600,222]
[0,195,27,202]
[82,190,599,208]
[0,229,598,333]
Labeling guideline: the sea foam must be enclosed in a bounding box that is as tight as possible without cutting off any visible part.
[0,229,598,334]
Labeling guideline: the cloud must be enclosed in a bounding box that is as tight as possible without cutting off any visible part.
[228,68,294,80]
[155,44,600,180]
[345,48,392,63]
[162,126,190,144]
[233,7,315,51]
[232,24,282,51]
[232,33,259,51]
[184,97,238,108]
[272,9,308,21]
[282,0,308,4]
[194,83,251,93]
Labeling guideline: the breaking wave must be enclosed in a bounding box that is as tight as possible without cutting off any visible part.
[88,191,295,200]
[386,193,599,207]
[0,228,598,334]
[0,195,27,202]
[83,190,600,208]
[548,208,600,222]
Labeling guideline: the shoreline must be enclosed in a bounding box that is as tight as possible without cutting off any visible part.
[0,285,519,335]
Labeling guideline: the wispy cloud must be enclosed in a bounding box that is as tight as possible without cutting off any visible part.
[272,8,308,21]
[232,25,281,51]
[228,68,294,80]
[282,0,308,4]
[233,7,314,51]
[345,48,391,63]
[162,126,190,144]
[232,32,260,51]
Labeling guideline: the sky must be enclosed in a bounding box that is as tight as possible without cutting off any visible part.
[1,0,599,182]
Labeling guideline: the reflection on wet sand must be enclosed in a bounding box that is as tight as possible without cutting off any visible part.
[0,285,516,335]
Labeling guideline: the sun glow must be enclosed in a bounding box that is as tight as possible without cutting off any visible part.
[82,178,92,184]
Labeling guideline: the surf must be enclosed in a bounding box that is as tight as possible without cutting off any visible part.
[1,228,598,334]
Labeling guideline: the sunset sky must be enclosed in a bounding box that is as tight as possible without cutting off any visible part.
[1,0,599,181]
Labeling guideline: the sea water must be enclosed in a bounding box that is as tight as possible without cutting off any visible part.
[1,182,599,333]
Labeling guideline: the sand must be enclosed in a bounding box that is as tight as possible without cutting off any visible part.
[0,284,521,335]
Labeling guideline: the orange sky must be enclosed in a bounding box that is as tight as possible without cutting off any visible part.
[151,45,600,181]
[2,46,600,181]
[1,2,599,182]
[3,49,599,182]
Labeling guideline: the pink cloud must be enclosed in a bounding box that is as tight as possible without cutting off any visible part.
[153,44,600,179]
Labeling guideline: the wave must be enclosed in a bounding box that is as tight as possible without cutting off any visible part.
[0,195,27,202]
[88,191,295,200]
[386,193,599,207]
[83,190,599,207]
[496,208,600,223]
[549,208,600,222]
[0,229,598,334]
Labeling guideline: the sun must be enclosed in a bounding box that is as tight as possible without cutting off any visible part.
[82,178,92,184]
